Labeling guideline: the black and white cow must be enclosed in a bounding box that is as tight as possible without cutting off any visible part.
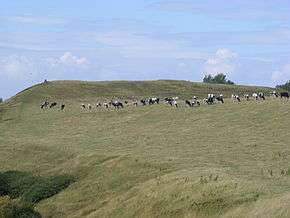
[40,101,49,109]
[270,91,279,98]
[232,94,241,102]
[61,104,65,110]
[148,97,160,105]
[50,102,57,108]
[244,94,250,101]
[140,99,147,106]
[165,97,178,107]
[280,92,289,99]
[258,92,265,100]
[216,94,224,103]
[110,100,124,109]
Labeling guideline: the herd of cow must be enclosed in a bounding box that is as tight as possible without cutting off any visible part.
[40,91,289,110]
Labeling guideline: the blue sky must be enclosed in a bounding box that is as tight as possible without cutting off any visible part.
[1,0,290,99]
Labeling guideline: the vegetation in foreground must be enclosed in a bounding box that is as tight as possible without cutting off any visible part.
[1,80,289,218]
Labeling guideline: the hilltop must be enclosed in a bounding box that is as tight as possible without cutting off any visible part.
[7,80,272,104]
[1,80,290,218]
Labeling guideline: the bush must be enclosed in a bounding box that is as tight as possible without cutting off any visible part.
[0,196,41,218]
[0,171,42,199]
[276,81,290,92]
[0,171,75,204]
[203,73,235,85]
[22,175,75,203]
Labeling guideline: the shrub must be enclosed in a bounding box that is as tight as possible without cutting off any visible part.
[0,196,41,218]
[22,175,75,203]
[0,171,42,199]
[0,171,75,204]
[203,73,235,85]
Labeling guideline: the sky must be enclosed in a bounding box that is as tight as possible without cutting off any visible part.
[0,0,290,99]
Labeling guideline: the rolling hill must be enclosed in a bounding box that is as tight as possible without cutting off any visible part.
[1,80,290,218]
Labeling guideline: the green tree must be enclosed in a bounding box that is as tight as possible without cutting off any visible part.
[276,81,290,92]
[202,73,235,85]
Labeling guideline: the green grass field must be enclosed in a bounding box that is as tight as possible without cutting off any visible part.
[1,80,290,218]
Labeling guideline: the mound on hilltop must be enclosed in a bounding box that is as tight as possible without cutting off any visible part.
[7,80,272,104]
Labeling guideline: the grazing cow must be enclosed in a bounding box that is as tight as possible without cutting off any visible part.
[244,94,250,101]
[252,93,258,100]
[148,97,160,105]
[110,101,124,109]
[133,101,138,106]
[81,103,86,109]
[50,102,57,108]
[232,95,241,102]
[270,91,279,98]
[61,104,65,110]
[40,101,49,109]
[185,100,192,107]
[124,101,129,105]
[96,103,102,107]
[258,92,265,100]
[165,97,178,107]
[88,104,92,110]
[140,99,147,106]
[205,94,215,105]
[280,92,289,99]
[103,102,109,108]
[216,94,224,103]
[172,99,178,107]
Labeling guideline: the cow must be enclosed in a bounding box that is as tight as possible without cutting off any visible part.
[96,103,102,107]
[133,101,138,107]
[216,94,224,103]
[252,93,258,100]
[165,97,178,107]
[110,101,124,109]
[40,101,49,109]
[103,102,109,108]
[244,94,250,101]
[280,92,289,99]
[185,100,192,107]
[148,97,160,105]
[232,95,241,102]
[50,102,57,108]
[270,91,279,98]
[258,92,265,100]
[61,104,65,110]
[81,103,86,109]
[140,99,147,106]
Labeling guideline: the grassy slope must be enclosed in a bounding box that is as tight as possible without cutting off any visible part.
[2,80,290,217]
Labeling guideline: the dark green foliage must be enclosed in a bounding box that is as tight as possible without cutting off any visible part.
[0,98,3,103]
[22,175,75,203]
[0,197,41,218]
[0,171,75,204]
[203,73,235,85]
[276,81,290,92]
[0,171,42,199]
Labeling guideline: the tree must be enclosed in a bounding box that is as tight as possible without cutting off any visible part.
[202,73,235,85]
[276,81,290,92]
[0,98,2,103]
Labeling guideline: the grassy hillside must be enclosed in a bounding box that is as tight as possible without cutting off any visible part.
[2,80,290,218]
[7,80,273,104]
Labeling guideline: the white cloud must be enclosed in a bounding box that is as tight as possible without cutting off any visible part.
[0,55,35,78]
[204,48,238,76]
[272,63,290,83]
[47,52,89,67]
